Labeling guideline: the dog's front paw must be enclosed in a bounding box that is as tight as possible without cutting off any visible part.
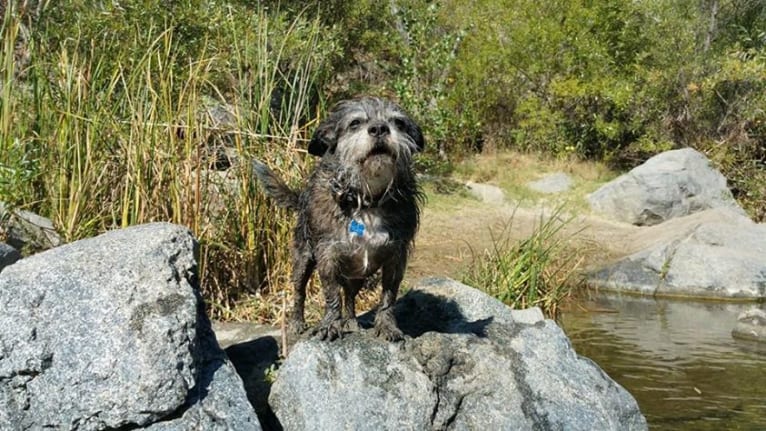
[342,317,362,333]
[372,317,404,342]
[310,319,345,341]
[288,316,309,335]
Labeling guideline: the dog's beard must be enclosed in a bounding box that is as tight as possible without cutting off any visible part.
[334,129,417,205]
[361,153,396,198]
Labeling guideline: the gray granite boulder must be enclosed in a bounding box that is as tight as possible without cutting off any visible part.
[588,148,745,226]
[0,201,62,253]
[0,223,260,430]
[588,208,766,299]
[732,309,766,343]
[0,242,20,272]
[269,277,647,431]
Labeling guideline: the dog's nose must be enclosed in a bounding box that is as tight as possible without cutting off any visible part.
[367,121,390,138]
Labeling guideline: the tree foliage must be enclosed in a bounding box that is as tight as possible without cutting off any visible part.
[2,0,766,319]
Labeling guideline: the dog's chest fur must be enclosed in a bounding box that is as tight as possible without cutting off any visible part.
[300,171,417,280]
[309,201,404,279]
[342,208,391,276]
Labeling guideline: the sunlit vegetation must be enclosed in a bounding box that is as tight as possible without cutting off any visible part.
[1,0,764,320]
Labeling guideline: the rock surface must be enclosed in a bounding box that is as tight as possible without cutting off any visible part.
[732,309,766,343]
[214,323,287,431]
[0,243,20,272]
[527,172,573,194]
[269,277,647,431]
[0,223,260,430]
[0,201,62,253]
[198,99,239,170]
[465,181,505,205]
[587,148,744,226]
[588,208,766,299]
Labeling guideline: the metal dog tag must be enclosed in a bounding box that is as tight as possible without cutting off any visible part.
[348,219,366,237]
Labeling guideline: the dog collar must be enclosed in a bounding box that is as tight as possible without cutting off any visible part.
[330,178,389,211]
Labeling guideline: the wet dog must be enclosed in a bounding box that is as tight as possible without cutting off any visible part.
[253,97,424,341]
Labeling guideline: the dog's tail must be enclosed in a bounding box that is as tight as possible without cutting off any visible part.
[252,160,300,212]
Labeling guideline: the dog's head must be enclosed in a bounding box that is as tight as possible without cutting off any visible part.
[309,97,424,199]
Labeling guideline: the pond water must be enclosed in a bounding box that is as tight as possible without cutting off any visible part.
[560,292,766,431]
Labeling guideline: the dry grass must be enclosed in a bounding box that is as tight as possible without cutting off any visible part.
[408,152,625,318]
[453,150,618,209]
[0,6,324,322]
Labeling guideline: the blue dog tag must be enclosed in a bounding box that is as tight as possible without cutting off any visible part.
[349,219,366,237]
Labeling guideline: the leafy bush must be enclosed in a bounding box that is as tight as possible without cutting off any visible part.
[437,0,766,217]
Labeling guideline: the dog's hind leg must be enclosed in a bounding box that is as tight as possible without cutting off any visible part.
[373,250,407,342]
[289,245,315,335]
[342,279,363,333]
[311,261,345,341]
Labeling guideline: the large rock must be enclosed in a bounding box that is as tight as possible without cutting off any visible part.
[0,201,62,253]
[0,243,20,272]
[587,148,745,226]
[0,223,260,430]
[269,278,647,430]
[732,309,766,343]
[588,208,766,299]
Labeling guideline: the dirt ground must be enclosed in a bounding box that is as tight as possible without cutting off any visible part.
[406,195,642,284]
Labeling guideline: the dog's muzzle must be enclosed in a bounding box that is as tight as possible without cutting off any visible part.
[367,121,390,139]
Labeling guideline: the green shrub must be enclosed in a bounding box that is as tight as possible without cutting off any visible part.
[696,46,766,220]
[3,0,766,323]
[435,0,766,217]
[461,206,582,319]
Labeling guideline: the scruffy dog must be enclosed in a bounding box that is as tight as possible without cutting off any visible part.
[253,97,424,341]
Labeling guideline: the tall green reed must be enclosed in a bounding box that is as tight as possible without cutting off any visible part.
[461,205,583,318]
[2,4,327,321]
[0,3,32,206]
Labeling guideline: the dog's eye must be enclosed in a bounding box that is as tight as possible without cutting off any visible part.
[349,119,362,129]
[393,118,407,130]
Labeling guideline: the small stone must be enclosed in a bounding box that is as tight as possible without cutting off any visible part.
[732,309,766,343]
[527,172,573,194]
[465,181,505,205]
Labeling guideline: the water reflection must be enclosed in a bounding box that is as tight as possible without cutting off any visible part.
[560,292,766,431]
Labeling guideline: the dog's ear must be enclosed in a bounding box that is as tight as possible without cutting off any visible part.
[400,116,425,153]
[309,104,346,157]
[308,118,336,156]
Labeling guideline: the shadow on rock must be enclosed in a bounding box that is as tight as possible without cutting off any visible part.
[224,335,282,431]
[267,278,648,431]
[393,289,493,338]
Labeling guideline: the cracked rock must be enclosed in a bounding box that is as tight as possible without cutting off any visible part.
[0,223,260,430]
[269,277,646,430]
[588,208,766,299]
[587,148,745,226]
